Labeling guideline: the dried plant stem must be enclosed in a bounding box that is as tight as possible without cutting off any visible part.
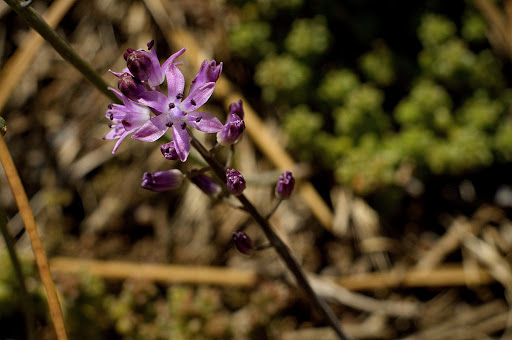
[189,134,352,340]
[0,208,36,340]
[50,257,257,286]
[3,0,118,103]
[0,136,68,340]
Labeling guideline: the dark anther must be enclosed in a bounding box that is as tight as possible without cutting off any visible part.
[181,123,187,129]
[109,113,114,120]
[191,79,196,83]
[165,122,173,127]
[196,117,202,122]
[108,124,113,128]
[147,40,155,50]
[166,148,170,153]
[123,52,129,61]
[108,103,113,109]
[122,120,131,127]
[176,93,184,100]
[169,103,175,109]
[190,99,197,106]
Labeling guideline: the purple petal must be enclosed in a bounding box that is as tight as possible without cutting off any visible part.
[103,125,125,140]
[166,63,185,101]
[172,125,190,162]
[137,91,169,114]
[132,114,169,142]
[161,47,187,73]
[187,112,224,133]
[189,60,223,94]
[181,82,215,111]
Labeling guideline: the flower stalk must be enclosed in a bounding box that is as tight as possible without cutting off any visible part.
[189,133,352,340]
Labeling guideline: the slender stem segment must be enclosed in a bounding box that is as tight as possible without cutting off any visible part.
[189,134,352,340]
[3,0,119,103]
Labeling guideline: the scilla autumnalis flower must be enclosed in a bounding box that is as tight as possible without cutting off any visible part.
[104,42,224,161]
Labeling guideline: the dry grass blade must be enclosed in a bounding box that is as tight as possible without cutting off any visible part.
[0,136,68,340]
[50,257,257,286]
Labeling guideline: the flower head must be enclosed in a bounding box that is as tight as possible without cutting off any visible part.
[226,168,246,196]
[104,43,223,159]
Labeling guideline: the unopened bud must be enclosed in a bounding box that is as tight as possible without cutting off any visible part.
[118,73,147,101]
[229,100,244,119]
[232,231,253,255]
[226,169,246,196]
[275,171,295,200]
[125,49,153,81]
[141,170,184,192]
[216,113,245,146]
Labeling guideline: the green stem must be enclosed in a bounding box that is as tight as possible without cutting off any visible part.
[3,0,119,103]
[189,133,352,340]
[0,208,36,340]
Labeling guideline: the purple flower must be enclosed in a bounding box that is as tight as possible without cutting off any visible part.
[232,231,253,255]
[226,169,246,196]
[275,171,295,200]
[190,173,222,197]
[103,88,151,154]
[131,59,224,162]
[160,141,179,160]
[141,169,184,192]
[104,44,224,161]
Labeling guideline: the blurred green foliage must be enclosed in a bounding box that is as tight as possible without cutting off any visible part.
[228,0,512,193]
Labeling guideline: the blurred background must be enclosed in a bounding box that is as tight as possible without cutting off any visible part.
[1,0,512,339]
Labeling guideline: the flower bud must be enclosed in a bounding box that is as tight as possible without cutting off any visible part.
[226,169,246,196]
[275,171,295,200]
[141,170,184,192]
[189,60,223,94]
[125,49,153,81]
[190,174,222,197]
[117,73,147,101]
[232,231,253,255]
[216,113,245,146]
[160,141,179,160]
[229,100,244,119]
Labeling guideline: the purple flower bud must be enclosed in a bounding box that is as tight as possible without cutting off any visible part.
[275,171,295,200]
[216,113,245,146]
[141,170,184,192]
[226,169,246,196]
[189,60,223,94]
[232,231,253,255]
[191,174,222,197]
[125,49,153,81]
[160,141,179,160]
[229,100,244,119]
[117,73,147,101]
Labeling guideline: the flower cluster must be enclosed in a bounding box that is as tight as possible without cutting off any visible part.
[104,41,224,162]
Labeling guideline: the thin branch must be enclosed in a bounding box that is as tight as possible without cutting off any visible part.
[0,135,68,340]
